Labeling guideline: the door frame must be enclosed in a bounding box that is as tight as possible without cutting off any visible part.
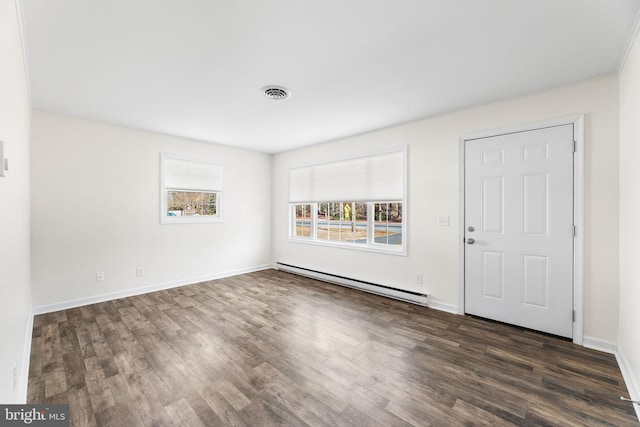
[458,115,584,345]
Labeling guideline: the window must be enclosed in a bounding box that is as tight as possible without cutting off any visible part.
[317,201,368,243]
[161,154,223,224]
[289,149,406,253]
[293,204,312,237]
[374,202,403,246]
[167,191,218,217]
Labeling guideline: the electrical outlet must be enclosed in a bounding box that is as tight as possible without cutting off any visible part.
[136,267,144,277]
[96,272,105,282]
[437,216,450,226]
[416,274,423,285]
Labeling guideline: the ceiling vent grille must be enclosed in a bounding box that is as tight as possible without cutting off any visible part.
[261,86,290,100]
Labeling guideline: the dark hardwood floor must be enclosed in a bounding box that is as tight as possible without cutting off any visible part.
[28,269,638,426]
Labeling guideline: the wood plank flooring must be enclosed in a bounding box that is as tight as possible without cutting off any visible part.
[28,269,638,426]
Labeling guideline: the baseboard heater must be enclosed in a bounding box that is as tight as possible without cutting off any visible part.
[276,262,429,307]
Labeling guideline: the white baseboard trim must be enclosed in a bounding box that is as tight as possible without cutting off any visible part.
[582,336,618,354]
[427,299,458,314]
[33,264,273,315]
[616,346,640,421]
[582,337,639,421]
[18,312,34,403]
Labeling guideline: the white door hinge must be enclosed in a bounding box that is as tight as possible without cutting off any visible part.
[571,225,576,238]
[572,310,576,322]
[572,140,577,152]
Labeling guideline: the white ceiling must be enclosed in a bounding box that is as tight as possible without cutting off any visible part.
[19,0,640,153]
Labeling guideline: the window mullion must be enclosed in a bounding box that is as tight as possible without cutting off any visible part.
[367,202,373,245]
[312,203,318,240]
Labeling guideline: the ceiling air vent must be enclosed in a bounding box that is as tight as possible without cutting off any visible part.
[261,85,291,100]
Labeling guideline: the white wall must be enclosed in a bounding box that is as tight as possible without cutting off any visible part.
[273,76,620,343]
[31,111,272,309]
[619,29,640,405]
[0,0,33,403]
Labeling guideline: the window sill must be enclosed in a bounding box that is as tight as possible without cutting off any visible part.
[288,237,407,256]
[161,216,224,224]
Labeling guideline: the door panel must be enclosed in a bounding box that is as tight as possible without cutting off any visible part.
[522,254,548,308]
[482,251,504,299]
[522,174,548,236]
[464,124,574,338]
[482,176,504,233]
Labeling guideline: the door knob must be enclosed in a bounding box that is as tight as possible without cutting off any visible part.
[466,238,475,244]
[467,226,475,232]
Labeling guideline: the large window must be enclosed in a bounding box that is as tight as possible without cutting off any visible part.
[289,149,406,254]
[292,201,402,249]
[161,154,223,224]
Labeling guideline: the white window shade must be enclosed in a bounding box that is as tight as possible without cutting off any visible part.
[289,150,405,202]
[164,156,223,191]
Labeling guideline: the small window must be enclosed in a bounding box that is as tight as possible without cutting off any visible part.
[161,154,223,224]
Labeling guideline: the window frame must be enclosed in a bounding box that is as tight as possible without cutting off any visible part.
[160,153,224,224]
[292,203,314,239]
[288,147,407,255]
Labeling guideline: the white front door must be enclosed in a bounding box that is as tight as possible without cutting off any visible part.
[464,124,574,338]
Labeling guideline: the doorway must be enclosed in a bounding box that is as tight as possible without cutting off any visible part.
[461,120,582,339]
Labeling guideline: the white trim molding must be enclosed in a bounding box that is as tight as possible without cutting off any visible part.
[14,0,32,104]
[584,336,640,421]
[617,346,640,421]
[583,336,617,354]
[18,313,34,403]
[33,264,272,315]
[619,8,640,73]
[458,115,585,345]
[427,299,458,315]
